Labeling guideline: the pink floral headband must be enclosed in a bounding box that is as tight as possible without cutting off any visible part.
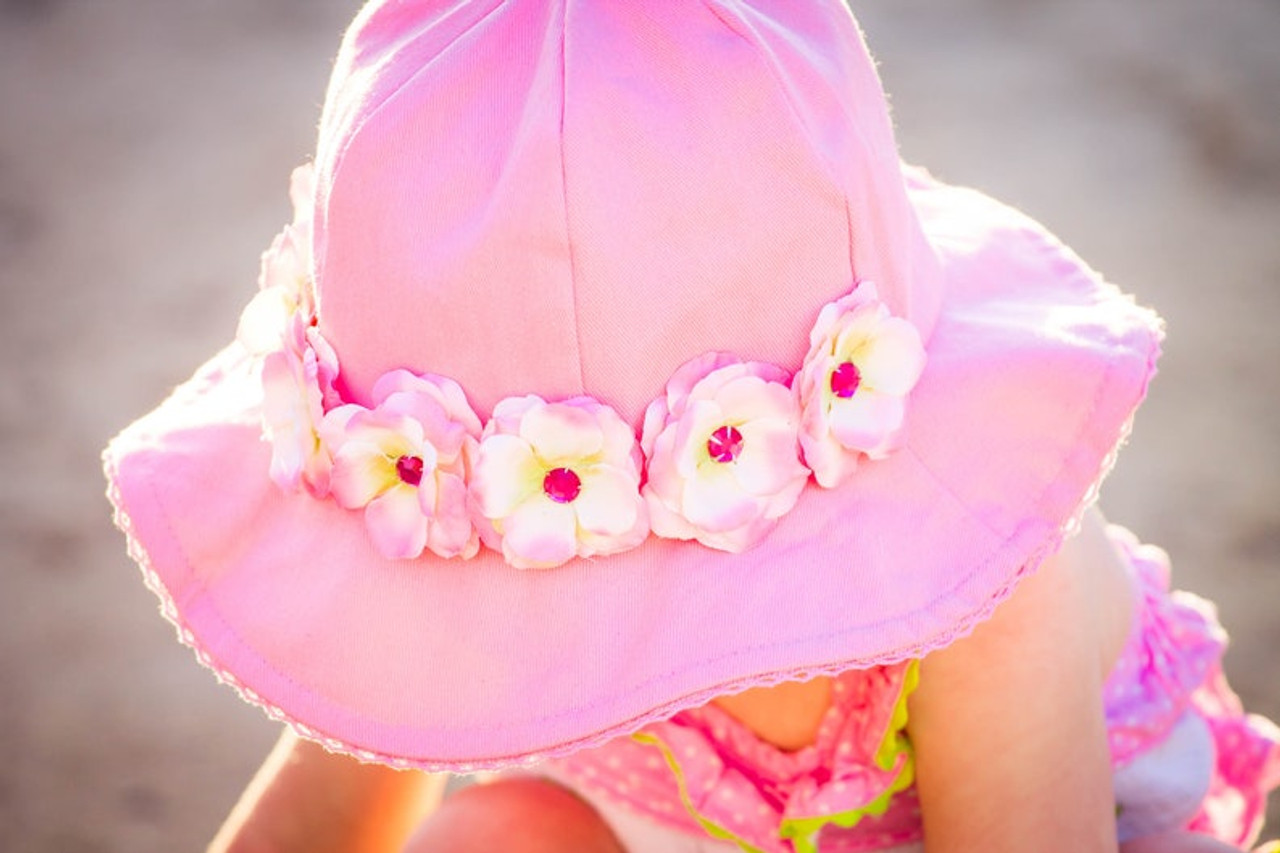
[236,165,927,569]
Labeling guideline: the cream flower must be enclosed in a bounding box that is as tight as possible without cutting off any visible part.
[323,370,481,560]
[260,314,338,497]
[641,353,810,553]
[795,282,926,488]
[240,163,339,497]
[237,163,317,355]
[469,396,649,569]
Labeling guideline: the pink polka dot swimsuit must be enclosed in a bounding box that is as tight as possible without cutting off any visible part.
[546,527,1280,852]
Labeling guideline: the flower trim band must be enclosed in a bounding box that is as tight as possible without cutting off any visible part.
[237,164,926,569]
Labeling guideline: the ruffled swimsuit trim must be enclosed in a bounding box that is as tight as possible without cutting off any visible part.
[553,661,921,853]
[551,526,1280,852]
[1101,527,1280,847]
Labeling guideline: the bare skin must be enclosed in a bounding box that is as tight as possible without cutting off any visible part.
[711,674,834,752]
[208,731,444,853]
[211,510,1252,853]
[402,777,625,853]
[907,508,1127,851]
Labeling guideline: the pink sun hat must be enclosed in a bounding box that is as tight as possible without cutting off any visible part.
[104,0,1162,770]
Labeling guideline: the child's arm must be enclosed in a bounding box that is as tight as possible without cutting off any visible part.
[208,727,445,853]
[907,509,1129,852]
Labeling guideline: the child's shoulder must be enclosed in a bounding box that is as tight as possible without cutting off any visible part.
[903,507,1133,845]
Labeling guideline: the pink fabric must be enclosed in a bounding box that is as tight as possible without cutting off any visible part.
[546,527,1280,852]
[313,1,942,424]
[551,664,919,853]
[1100,528,1280,848]
[1102,529,1225,765]
[103,0,1164,769]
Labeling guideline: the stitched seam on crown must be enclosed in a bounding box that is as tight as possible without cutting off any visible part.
[845,196,858,288]
[557,0,586,391]
[698,0,873,227]
[317,0,507,288]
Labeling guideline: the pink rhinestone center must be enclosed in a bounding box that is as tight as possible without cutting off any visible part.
[543,467,582,503]
[829,360,862,399]
[396,455,425,487]
[706,425,745,463]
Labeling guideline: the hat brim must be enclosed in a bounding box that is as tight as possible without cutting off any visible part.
[105,170,1161,770]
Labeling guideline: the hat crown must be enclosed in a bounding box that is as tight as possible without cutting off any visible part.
[310,0,940,424]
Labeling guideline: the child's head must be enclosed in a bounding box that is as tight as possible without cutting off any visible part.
[106,0,1162,771]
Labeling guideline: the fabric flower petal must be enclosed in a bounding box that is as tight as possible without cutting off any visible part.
[287,162,315,225]
[733,420,807,497]
[372,369,483,438]
[643,354,808,552]
[260,345,331,494]
[641,395,671,459]
[670,400,728,477]
[502,497,578,569]
[365,484,429,559]
[797,282,924,487]
[330,440,398,509]
[645,483,700,542]
[832,303,884,359]
[664,351,738,415]
[856,317,926,395]
[799,429,859,490]
[644,427,685,501]
[828,390,906,455]
[471,434,543,519]
[713,371,793,419]
[424,472,479,559]
[489,394,543,431]
[575,465,643,538]
[519,402,604,465]
[682,464,761,534]
[237,287,295,355]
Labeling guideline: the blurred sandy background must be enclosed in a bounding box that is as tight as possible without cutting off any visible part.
[0,1,1276,850]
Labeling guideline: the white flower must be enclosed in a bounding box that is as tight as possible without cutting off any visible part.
[795,282,925,488]
[470,396,649,569]
[641,353,810,552]
[323,370,481,560]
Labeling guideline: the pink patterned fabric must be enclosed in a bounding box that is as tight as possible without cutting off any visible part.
[1102,528,1225,765]
[549,527,1280,852]
[1101,528,1280,848]
[551,664,921,853]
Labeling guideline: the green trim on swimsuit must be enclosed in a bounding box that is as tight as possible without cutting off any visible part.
[779,659,920,853]
[633,659,921,853]
[631,730,769,853]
